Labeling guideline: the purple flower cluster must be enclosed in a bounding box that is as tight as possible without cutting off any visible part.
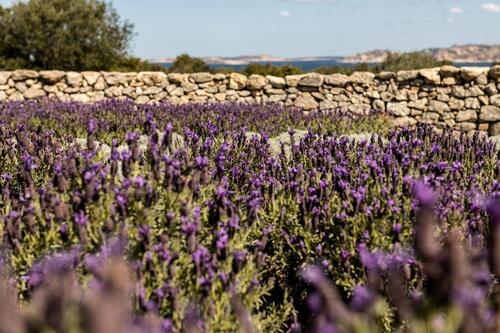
[301,184,500,333]
[0,99,498,331]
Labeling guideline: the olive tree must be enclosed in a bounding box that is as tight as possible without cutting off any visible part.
[0,0,134,70]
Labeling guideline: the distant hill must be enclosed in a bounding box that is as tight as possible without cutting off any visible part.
[152,45,500,65]
[152,54,343,65]
[341,44,500,63]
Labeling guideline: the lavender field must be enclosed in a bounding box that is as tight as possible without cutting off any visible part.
[0,99,499,333]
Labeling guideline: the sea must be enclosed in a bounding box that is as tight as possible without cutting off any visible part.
[157,61,494,71]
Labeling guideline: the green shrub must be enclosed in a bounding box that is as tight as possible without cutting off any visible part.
[169,54,210,73]
[375,52,452,72]
[241,63,302,77]
[110,57,168,73]
[313,63,372,76]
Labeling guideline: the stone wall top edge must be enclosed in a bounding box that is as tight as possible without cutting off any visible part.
[0,65,499,83]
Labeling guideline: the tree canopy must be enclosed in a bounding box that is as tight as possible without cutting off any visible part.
[169,54,210,73]
[0,0,134,70]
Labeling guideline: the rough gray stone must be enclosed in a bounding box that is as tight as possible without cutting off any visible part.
[228,73,248,90]
[167,73,187,84]
[247,74,268,90]
[420,68,441,84]
[104,86,122,97]
[103,72,124,85]
[437,94,450,102]
[443,77,457,86]
[135,95,150,104]
[319,100,337,110]
[387,102,410,116]
[138,72,167,85]
[238,90,251,97]
[457,122,477,131]
[190,72,214,83]
[23,87,46,99]
[479,95,489,106]
[170,87,184,97]
[491,94,500,107]
[181,82,197,93]
[143,86,163,95]
[467,86,484,97]
[480,105,500,122]
[475,75,489,86]
[268,130,309,157]
[294,93,319,110]
[396,70,419,81]
[71,94,90,102]
[366,90,380,99]
[440,65,460,77]
[11,70,38,81]
[266,88,285,95]
[298,73,323,87]
[375,72,395,81]
[393,116,417,127]
[266,75,286,88]
[465,98,480,109]
[8,92,24,101]
[485,83,498,96]
[348,104,371,115]
[66,72,83,87]
[214,92,226,101]
[451,86,466,98]
[0,72,11,85]
[312,92,326,101]
[489,65,500,80]
[449,98,465,110]
[324,74,349,87]
[456,110,477,122]
[348,71,375,85]
[82,72,101,86]
[408,99,427,110]
[43,85,59,94]
[372,99,385,111]
[268,94,287,103]
[39,70,65,83]
[15,82,27,93]
[461,67,486,81]
[428,100,450,113]
[94,77,106,91]
[422,112,440,122]
[285,75,303,87]
[213,73,226,81]
[489,122,500,136]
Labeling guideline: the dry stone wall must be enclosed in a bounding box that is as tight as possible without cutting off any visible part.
[1,66,500,135]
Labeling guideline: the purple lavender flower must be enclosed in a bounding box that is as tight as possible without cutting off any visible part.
[87,119,97,135]
[350,285,375,312]
[306,291,323,313]
[215,227,229,251]
[116,193,127,207]
[161,319,173,333]
[74,210,88,227]
[302,265,325,285]
[413,181,434,206]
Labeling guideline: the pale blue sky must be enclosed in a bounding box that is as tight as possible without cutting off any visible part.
[1,0,500,59]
